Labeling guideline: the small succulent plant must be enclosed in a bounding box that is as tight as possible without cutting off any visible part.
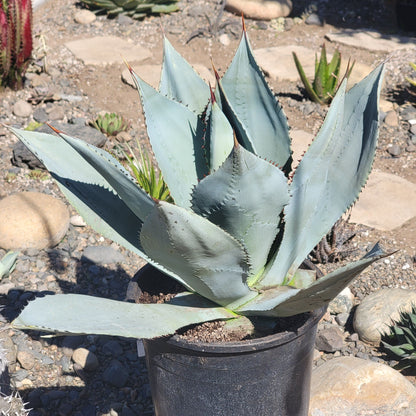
[90,112,130,136]
[10,25,387,340]
[80,0,179,20]
[293,44,354,105]
[0,0,33,90]
[123,140,173,202]
[0,251,18,280]
[382,305,416,371]
[406,62,416,88]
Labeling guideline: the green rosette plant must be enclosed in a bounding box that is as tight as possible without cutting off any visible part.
[293,44,354,105]
[10,26,387,340]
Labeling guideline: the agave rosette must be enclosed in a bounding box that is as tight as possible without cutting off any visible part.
[12,27,387,339]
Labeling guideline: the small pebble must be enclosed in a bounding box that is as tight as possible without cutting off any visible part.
[12,100,33,118]
[387,144,401,157]
[72,348,99,371]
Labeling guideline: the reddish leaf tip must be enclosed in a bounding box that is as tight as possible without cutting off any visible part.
[47,123,63,134]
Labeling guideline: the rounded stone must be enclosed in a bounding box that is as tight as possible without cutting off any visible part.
[0,192,70,250]
[17,350,35,370]
[328,287,354,315]
[310,356,416,416]
[384,110,399,127]
[354,288,416,344]
[74,9,96,24]
[72,348,99,372]
[225,0,292,20]
[12,100,33,118]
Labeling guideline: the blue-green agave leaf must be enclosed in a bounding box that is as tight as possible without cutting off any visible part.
[159,36,210,114]
[140,200,257,307]
[206,99,234,172]
[10,128,193,289]
[268,244,389,317]
[55,131,155,221]
[12,293,234,339]
[10,128,146,253]
[241,244,387,317]
[0,251,19,279]
[192,144,289,278]
[219,29,291,169]
[130,71,208,209]
[261,64,384,286]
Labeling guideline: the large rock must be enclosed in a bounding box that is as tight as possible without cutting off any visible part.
[353,288,416,344]
[226,0,292,20]
[310,356,416,415]
[350,170,416,231]
[65,36,152,65]
[0,192,70,250]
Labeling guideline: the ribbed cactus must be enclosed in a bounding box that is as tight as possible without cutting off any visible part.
[80,0,179,19]
[0,0,33,90]
[10,25,388,339]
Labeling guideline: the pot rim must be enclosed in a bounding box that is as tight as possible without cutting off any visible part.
[151,306,326,354]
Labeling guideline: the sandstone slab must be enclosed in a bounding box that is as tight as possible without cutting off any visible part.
[326,29,416,52]
[65,36,152,65]
[226,0,292,20]
[353,288,416,344]
[0,192,69,250]
[350,170,416,231]
[310,356,416,416]
[254,45,372,86]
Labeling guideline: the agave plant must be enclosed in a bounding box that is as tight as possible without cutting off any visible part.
[0,0,32,90]
[80,0,179,20]
[381,305,416,371]
[10,26,387,340]
[293,43,354,105]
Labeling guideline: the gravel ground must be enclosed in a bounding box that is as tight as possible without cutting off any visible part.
[0,0,416,414]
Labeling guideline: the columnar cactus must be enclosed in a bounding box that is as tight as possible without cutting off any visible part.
[10,26,387,339]
[0,0,33,90]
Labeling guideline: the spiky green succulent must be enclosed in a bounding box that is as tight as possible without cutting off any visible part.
[293,43,354,105]
[90,112,130,136]
[406,62,416,88]
[122,139,173,202]
[80,0,179,20]
[382,305,416,371]
[11,26,387,340]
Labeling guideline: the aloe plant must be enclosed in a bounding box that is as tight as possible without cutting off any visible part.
[293,44,354,105]
[0,0,33,90]
[10,26,386,340]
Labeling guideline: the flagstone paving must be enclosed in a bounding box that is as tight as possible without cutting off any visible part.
[325,29,416,52]
[65,36,152,66]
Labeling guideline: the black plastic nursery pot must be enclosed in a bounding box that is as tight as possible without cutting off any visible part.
[143,307,325,416]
